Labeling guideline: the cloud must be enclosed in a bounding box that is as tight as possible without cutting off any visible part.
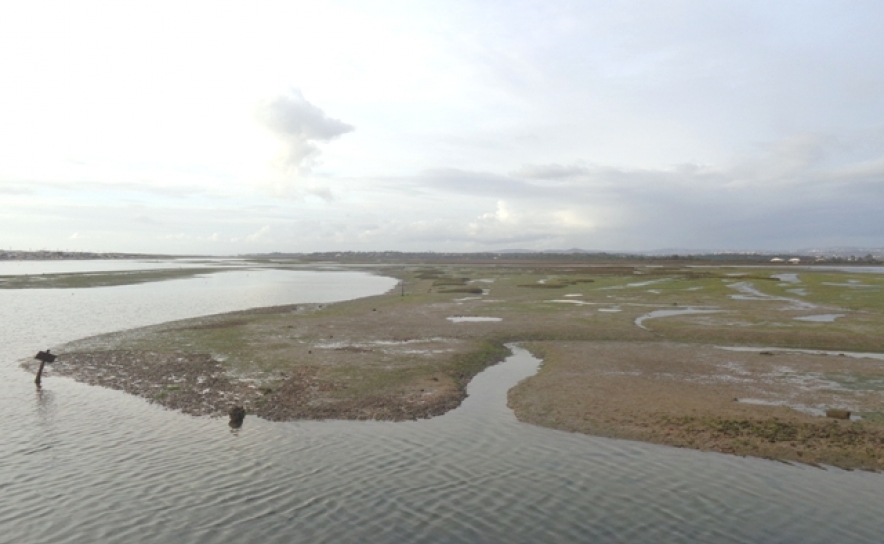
[245,225,271,242]
[413,168,547,198]
[512,163,590,180]
[256,89,354,177]
[133,214,161,225]
[730,133,838,187]
[466,200,597,245]
[365,129,884,251]
[0,183,34,195]
[230,225,272,244]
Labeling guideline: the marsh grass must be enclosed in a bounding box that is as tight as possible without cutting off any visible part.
[438,287,484,294]
[49,262,884,469]
[432,278,470,286]
[414,269,444,279]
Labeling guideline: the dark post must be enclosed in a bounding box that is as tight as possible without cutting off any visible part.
[228,405,246,428]
[401,280,405,297]
[34,350,56,387]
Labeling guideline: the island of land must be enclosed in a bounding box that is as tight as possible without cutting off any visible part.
[22,257,884,471]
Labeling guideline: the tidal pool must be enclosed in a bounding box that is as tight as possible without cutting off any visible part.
[634,307,722,330]
[727,281,816,310]
[772,273,800,283]
[794,314,845,323]
[717,346,884,361]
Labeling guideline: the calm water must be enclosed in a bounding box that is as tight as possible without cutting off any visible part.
[0,258,240,276]
[2,264,883,543]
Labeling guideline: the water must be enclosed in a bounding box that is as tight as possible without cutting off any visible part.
[2,264,884,543]
[0,258,237,276]
[771,273,800,283]
[634,307,722,330]
[718,346,884,361]
[794,313,845,322]
[727,281,817,310]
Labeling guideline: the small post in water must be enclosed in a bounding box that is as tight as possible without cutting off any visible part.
[34,350,56,387]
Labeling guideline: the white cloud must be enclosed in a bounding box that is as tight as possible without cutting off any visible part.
[465,200,597,246]
[513,163,590,180]
[2,2,883,254]
[480,201,512,223]
[256,89,354,178]
[553,210,594,230]
[246,225,271,242]
[228,225,273,244]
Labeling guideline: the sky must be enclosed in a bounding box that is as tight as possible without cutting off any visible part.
[1,0,883,255]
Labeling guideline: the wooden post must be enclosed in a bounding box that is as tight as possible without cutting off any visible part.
[34,350,56,387]
[35,361,46,387]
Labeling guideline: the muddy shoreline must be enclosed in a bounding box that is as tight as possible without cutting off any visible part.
[25,264,884,470]
[37,349,469,422]
[509,341,884,471]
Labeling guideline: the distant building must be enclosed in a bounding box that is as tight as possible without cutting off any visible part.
[789,258,801,264]
[770,257,784,263]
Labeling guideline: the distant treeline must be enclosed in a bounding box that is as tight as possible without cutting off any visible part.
[0,250,160,261]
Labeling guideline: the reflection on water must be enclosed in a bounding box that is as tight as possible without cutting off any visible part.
[34,388,56,423]
[2,263,884,543]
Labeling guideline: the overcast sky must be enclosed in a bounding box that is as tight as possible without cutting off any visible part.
[2,1,883,254]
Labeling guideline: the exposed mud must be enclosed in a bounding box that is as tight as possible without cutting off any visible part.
[25,263,884,470]
[33,349,467,422]
[509,341,884,471]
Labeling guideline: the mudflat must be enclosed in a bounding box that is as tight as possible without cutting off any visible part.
[32,262,884,470]
[509,341,884,471]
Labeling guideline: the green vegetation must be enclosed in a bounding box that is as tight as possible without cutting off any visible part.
[438,287,484,294]
[50,261,884,469]
[432,277,470,286]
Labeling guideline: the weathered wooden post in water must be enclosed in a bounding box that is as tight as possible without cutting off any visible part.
[34,350,56,387]
[228,405,246,428]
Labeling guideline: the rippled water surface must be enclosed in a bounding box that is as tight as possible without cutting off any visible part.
[2,263,884,543]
